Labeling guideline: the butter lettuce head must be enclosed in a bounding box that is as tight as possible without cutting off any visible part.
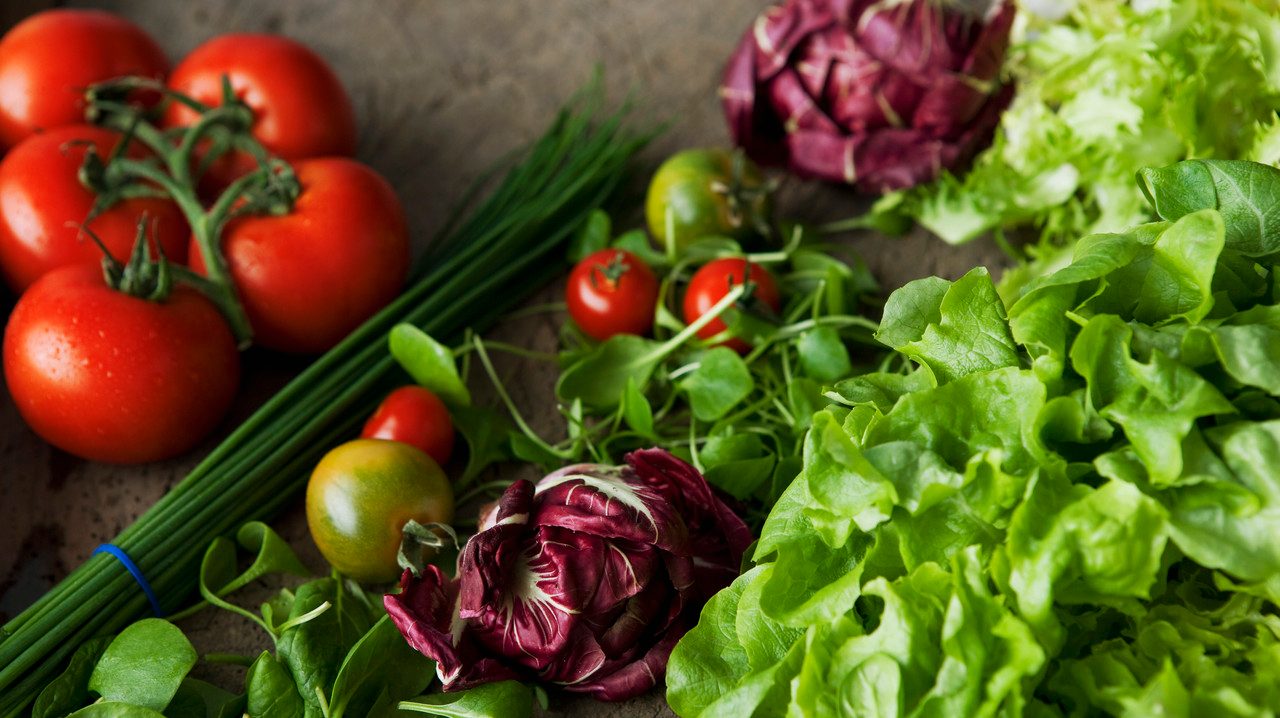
[668,161,1280,717]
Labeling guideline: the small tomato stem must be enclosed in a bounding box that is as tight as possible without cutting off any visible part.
[172,104,254,186]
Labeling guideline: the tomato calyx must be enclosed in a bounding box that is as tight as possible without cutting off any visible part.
[588,250,634,290]
[87,220,174,302]
[710,150,777,239]
[397,520,459,577]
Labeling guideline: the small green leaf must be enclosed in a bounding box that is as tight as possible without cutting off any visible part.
[328,616,436,718]
[399,681,534,717]
[680,348,755,422]
[277,578,375,716]
[246,651,304,718]
[567,209,611,263]
[612,229,668,267]
[164,677,244,718]
[451,405,514,484]
[621,377,655,436]
[202,522,310,602]
[389,325,471,408]
[796,327,853,383]
[557,335,663,410]
[88,619,197,711]
[509,432,562,472]
[32,635,111,718]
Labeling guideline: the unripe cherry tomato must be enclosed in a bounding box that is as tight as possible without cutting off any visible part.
[0,125,188,293]
[645,148,772,252]
[361,386,455,466]
[162,33,356,193]
[565,249,659,341]
[682,257,781,354]
[0,9,168,150]
[3,264,240,463]
[306,439,454,583]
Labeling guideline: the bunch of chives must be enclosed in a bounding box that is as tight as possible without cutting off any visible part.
[0,89,651,716]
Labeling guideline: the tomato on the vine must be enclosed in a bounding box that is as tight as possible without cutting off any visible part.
[565,249,659,341]
[188,158,409,353]
[645,148,772,252]
[306,439,455,583]
[683,257,781,354]
[162,33,356,192]
[0,9,168,151]
[0,125,188,293]
[362,386,455,465]
[3,263,240,464]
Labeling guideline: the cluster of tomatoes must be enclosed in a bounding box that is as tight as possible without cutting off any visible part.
[566,148,781,351]
[0,10,410,464]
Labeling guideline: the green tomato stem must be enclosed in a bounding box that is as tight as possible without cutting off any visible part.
[108,158,255,346]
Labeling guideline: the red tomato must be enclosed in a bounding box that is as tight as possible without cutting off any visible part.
[188,158,409,353]
[682,257,781,354]
[565,249,659,341]
[0,125,188,293]
[0,10,167,151]
[3,264,240,464]
[361,386,455,465]
[162,33,356,192]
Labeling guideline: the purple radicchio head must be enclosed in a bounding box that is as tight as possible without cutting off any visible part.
[722,0,1016,193]
[384,448,752,701]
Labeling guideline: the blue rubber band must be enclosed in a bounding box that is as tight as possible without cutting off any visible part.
[94,544,165,617]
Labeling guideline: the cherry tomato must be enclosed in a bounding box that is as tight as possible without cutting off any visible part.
[645,148,772,252]
[683,257,781,354]
[565,249,659,341]
[188,158,409,353]
[307,439,454,583]
[3,264,240,463]
[362,386,455,465]
[0,125,189,293]
[0,10,167,151]
[162,33,356,192]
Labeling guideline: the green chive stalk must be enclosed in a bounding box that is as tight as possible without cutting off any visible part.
[0,88,652,716]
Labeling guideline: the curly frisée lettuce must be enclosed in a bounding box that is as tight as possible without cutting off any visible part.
[666,160,1280,717]
[872,0,1280,252]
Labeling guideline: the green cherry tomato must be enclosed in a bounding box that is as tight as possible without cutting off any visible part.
[645,148,772,252]
[306,438,454,583]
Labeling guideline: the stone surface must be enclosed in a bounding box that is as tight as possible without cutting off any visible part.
[0,1,1011,716]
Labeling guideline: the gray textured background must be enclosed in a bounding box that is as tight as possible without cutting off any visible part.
[0,1,1008,715]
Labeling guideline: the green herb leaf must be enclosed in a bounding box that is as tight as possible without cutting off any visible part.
[328,616,436,718]
[451,405,514,485]
[246,651,304,718]
[164,677,244,718]
[567,209,611,263]
[32,636,111,718]
[556,335,663,410]
[389,324,472,408]
[620,377,655,437]
[398,681,533,717]
[277,578,376,716]
[201,522,310,601]
[87,619,197,711]
[680,348,754,422]
[796,327,852,383]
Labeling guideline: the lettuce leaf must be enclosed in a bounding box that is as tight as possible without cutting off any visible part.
[668,160,1280,716]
